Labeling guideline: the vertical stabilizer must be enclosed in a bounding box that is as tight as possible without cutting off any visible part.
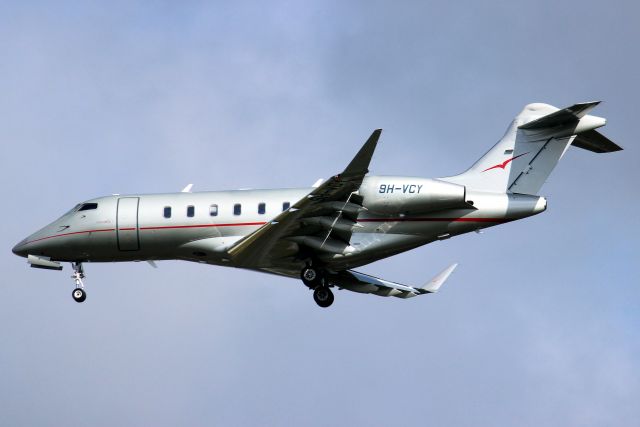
[440,102,621,195]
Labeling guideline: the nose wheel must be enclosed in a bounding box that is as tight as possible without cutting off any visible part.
[71,262,86,303]
[72,288,86,303]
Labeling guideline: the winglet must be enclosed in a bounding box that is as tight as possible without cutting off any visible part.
[182,184,193,193]
[419,263,458,293]
[341,129,382,179]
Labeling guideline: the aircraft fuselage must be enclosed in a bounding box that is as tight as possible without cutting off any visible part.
[12,176,546,273]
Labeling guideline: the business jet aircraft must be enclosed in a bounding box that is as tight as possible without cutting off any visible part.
[12,102,621,307]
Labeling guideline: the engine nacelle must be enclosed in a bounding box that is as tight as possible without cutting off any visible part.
[359,176,467,214]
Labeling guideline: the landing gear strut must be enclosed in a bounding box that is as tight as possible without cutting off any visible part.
[300,264,334,308]
[71,262,86,303]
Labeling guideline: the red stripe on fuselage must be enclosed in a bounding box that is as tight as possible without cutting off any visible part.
[23,218,507,247]
[22,222,267,245]
[139,222,267,230]
[23,228,116,245]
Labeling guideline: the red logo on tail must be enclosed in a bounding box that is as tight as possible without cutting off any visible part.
[482,152,530,172]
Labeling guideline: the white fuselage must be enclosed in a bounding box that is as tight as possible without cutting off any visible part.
[12,176,546,276]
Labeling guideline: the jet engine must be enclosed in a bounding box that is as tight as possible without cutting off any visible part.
[359,176,468,214]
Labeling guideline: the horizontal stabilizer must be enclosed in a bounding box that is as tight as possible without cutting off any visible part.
[572,129,622,153]
[519,101,601,130]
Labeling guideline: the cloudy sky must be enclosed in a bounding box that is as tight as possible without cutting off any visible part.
[1,1,638,425]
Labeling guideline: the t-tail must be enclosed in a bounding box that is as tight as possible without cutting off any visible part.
[441,102,622,194]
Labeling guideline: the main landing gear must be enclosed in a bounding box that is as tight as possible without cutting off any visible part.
[301,265,334,308]
[71,262,86,303]
[313,286,334,308]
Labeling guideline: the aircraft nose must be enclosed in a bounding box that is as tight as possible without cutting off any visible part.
[12,239,28,258]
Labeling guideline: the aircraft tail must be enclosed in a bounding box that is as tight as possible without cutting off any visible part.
[441,102,622,195]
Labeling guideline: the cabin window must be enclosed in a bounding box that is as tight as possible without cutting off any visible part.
[234,203,242,216]
[210,204,218,216]
[187,205,195,217]
[258,203,266,214]
[79,203,98,211]
[163,206,172,218]
[282,201,290,211]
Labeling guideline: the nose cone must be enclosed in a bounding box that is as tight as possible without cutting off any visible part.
[13,219,73,260]
[12,238,29,258]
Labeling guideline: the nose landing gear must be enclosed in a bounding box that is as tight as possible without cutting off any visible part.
[71,262,86,303]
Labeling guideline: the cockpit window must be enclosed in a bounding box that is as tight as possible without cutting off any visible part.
[78,203,98,211]
[59,204,81,219]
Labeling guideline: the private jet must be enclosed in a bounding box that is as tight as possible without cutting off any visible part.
[12,102,621,307]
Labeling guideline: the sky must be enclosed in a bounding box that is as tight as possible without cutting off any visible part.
[0,1,638,425]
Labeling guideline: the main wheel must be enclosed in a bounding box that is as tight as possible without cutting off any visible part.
[301,266,322,287]
[313,287,334,308]
[72,288,86,303]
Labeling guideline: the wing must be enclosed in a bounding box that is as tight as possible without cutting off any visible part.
[330,263,458,298]
[227,129,382,268]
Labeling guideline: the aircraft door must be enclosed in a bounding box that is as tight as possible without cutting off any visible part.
[117,197,140,251]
